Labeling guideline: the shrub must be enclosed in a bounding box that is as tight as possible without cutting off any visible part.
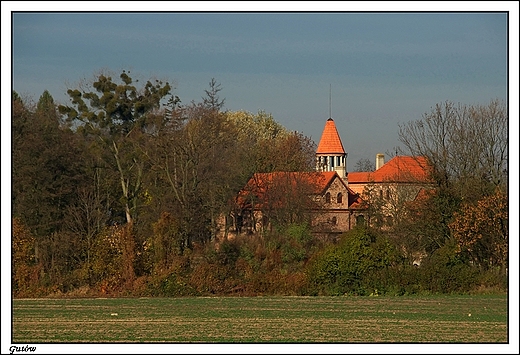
[474,268,508,294]
[281,223,314,265]
[217,239,241,266]
[158,272,197,296]
[306,226,401,295]
[418,239,480,293]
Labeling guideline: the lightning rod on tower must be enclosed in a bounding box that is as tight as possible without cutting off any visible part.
[329,84,332,119]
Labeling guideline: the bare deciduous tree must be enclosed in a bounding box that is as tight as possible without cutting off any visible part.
[398,99,508,256]
[398,99,507,203]
[354,158,375,172]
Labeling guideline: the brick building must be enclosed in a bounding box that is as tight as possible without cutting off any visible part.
[220,117,431,239]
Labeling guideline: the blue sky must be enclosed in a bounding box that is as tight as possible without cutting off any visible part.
[7,5,514,167]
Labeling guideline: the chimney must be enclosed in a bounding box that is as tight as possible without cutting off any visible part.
[376,153,385,170]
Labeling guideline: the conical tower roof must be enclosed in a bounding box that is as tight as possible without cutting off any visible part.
[316,118,345,154]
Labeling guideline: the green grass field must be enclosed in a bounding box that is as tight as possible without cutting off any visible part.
[12,295,507,343]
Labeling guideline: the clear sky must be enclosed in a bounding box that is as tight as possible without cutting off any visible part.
[6,3,515,167]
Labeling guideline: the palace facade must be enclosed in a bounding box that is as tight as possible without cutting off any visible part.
[219,117,431,239]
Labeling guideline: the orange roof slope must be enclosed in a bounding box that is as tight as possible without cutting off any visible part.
[240,171,337,198]
[374,156,429,182]
[348,156,430,183]
[316,118,345,154]
[347,172,373,184]
[236,171,363,209]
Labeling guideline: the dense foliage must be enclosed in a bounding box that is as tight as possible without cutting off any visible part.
[11,72,508,297]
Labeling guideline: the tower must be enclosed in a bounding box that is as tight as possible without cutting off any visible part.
[316,118,347,178]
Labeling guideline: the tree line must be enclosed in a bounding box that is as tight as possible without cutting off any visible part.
[11,70,508,297]
[12,71,315,296]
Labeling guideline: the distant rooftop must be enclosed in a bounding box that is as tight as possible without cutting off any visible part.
[348,156,430,183]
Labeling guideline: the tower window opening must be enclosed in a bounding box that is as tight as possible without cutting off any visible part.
[337,192,343,204]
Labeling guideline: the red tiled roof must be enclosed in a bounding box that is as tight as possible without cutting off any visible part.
[237,171,362,209]
[347,172,373,183]
[348,156,430,183]
[240,171,337,198]
[316,118,345,154]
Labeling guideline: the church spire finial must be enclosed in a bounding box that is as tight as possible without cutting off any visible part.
[329,84,332,119]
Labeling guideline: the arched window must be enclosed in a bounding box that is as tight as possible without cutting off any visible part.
[337,192,343,204]
[356,214,365,226]
[325,192,331,203]
[331,216,337,225]
[386,189,391,200]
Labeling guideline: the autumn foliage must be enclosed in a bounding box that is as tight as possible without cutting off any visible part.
[11,77,508,297]
[12,218,41,297]
[449,189,508,272]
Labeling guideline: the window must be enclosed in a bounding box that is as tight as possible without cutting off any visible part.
[325,192,331,203]
[337,192,343,204]
[356,215,365,226]
[331,216,337,225]
[386,189,391,200]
